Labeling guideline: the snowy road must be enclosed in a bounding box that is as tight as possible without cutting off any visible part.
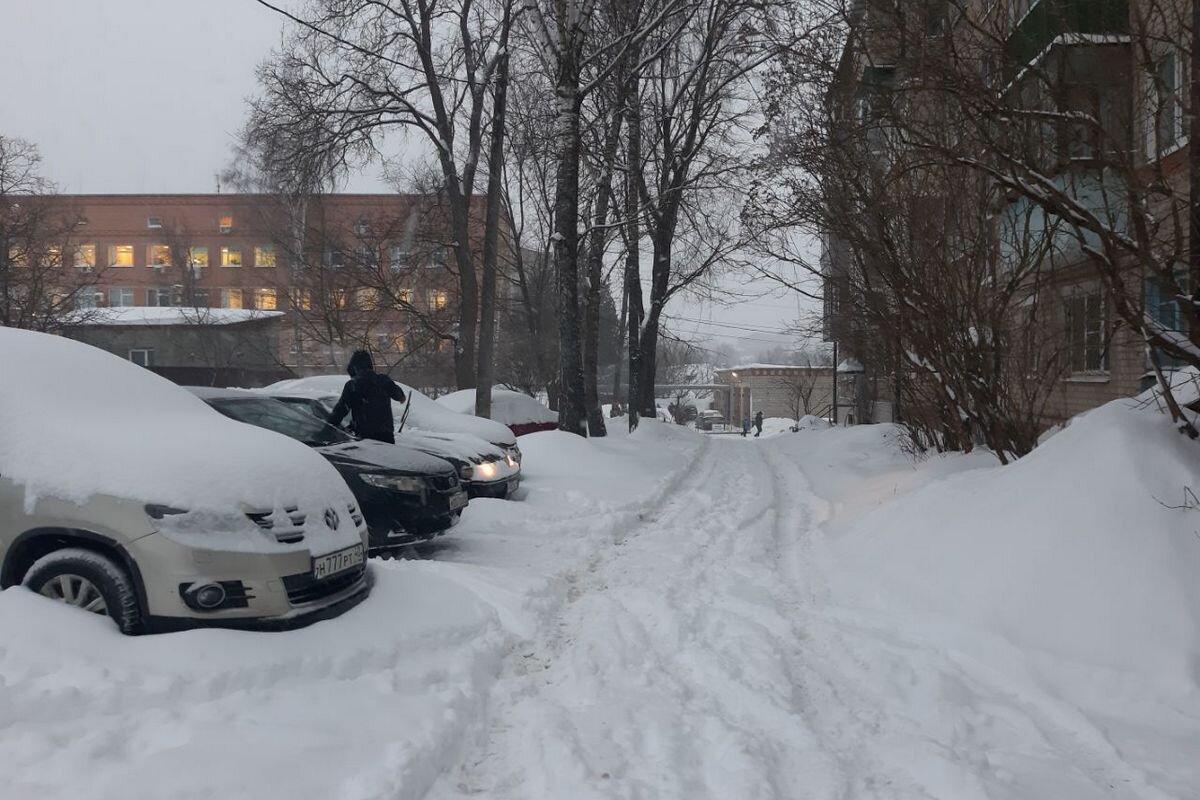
[431,434,1197,800]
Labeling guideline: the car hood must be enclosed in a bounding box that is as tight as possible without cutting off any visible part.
[317,439,455,476]
[397,429,505,463]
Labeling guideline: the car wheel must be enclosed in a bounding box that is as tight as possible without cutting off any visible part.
[22,548,142,634]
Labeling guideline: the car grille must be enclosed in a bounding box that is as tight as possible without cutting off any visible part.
[347,502,364,528]
[246,506,308,544]
[428,474,459,492]
[282,566,366,606]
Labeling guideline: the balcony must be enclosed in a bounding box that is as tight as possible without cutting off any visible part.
[1007,0,1128,68]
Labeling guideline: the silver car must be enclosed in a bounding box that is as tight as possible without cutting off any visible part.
[0,329,372,634]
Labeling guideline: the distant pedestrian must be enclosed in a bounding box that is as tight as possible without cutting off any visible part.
[327,350,406,444]
[754,411,763,437]
[741,417,751,437]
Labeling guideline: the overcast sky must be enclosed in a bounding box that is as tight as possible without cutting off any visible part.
[0,0,816,359]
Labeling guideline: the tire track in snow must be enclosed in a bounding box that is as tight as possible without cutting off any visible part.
[428,438,846,800]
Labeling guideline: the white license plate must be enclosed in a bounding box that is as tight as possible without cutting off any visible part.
[449,491,468,511]
[312,544,364,581]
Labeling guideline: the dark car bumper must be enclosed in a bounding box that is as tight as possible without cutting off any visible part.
[356,483,467,552]
[467,474,520,499]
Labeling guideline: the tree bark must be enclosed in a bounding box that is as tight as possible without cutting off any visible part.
[475,7,512,419]
[624,66,644,432]
[554,37,587,436]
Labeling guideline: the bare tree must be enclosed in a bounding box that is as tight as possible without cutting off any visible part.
[0,136,95,331]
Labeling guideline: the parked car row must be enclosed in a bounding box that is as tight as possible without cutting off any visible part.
[0,330,527,634]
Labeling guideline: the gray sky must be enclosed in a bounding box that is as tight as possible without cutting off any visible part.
[0,0,815,358]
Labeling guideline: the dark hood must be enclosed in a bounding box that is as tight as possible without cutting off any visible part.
[347,349,374,377]
[317,439,455,476]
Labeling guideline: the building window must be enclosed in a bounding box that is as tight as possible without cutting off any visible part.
[128,349,154,367]
[253,288,277,310]
[146,287,176,307]
[147,216,163,229]
[324,246,345,269]
[395,288,413,307]
[429,246,447,268]
[389,244,410,270]
[109,245,134,267]
[74,244,96,268]
[46,245,63,268]
[1146,273,1189,369]
[189,246,209,268]
[255,244,276,267]
[289,289,312,310]
[357,288,379,310]
[1153,50,1184,155]
[220,246,242,267]
[186,287,210,307]
[330,288,349,309]
[1065,291,1107,373]
[221,288,244,309]
[148,244,171,267]
[108,288,135,307]
[75,290,103,310]
[219,214,233,233]
[427,289,449,311]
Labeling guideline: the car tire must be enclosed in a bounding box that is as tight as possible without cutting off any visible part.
[22,548,142,635]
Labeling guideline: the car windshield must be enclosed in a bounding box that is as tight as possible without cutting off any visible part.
[209,397,352,448]
[276,395,339,423]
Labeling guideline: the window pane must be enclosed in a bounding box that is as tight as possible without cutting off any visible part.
[254,288,277,310]
[222,288,243,309]
[108,288,135,307]
[220,247,242,267]
[190,246,209,267]
[74,244,95,267]
[109,245,134,267]
[148,245,171,266]
[255,245,276,267]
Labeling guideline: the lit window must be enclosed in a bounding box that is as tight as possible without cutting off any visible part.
[189,246,209,268]
[148,245,171,267]
[46,246,63,268]
[220,247,242,267]
[221,288,243,309]
[7,246,27,267]
[128,349,154,367]
[109,245,134,267]
[74,244,96,268]
[330,289,348,309]
[1065,292,1107,373]
[254,288,277,310]
[219,215,233,233]
[108,288,135,307]
[357,288,379,310]
[255,245,276,267]
[396,288,413,307]
[289,289,312,310]
[147,216,163,229]
[427,289,449,310]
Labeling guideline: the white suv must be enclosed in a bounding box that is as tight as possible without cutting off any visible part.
[0,330,371,633]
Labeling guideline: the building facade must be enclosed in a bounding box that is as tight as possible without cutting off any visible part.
[714,365,835,423]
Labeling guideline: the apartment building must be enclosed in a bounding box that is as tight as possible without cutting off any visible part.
[46,193,481,386]
[823,0,1194,429]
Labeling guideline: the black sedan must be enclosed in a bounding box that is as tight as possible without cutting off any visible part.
[188,388,469,554]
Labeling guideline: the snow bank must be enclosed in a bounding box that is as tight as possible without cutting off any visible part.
[0,330,357,521]
[827,401,1200,682]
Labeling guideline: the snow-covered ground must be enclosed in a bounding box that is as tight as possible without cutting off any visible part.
[2,402,1199,799]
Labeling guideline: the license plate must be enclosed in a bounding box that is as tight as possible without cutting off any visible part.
[312,544,364,581]
[449,491,468,511]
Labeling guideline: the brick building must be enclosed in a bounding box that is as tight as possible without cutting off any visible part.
[44,193,483,388]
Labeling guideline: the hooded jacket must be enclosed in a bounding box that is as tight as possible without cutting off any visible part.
[327,350,407,443]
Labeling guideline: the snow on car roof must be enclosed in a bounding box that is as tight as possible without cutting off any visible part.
[267,375,517,447]
[437,388,558,425]
[0,329,356,514]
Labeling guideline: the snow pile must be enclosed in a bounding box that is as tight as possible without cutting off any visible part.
[270,375,517,446]
[0,329,358,523]
[437,388,558,426]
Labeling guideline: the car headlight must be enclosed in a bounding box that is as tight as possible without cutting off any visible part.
[360,473,426,493]
[476,461,498,479]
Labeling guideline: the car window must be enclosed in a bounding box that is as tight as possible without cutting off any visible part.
[209,398,352,447]
[277,396,344,428]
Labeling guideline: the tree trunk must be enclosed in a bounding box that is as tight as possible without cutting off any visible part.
[582,101,624,437]
[612,274,628,408]
[623,57,644,432]
[637,215,677,416]
[475,10,512,419]
[554,41,587,436]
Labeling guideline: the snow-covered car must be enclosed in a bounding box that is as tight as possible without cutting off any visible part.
[0,329,371,634]
[262,388,522,500]
[436,388,558,436]
[190,388,469,551]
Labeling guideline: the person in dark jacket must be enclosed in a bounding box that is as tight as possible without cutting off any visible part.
[327,350,406,444]
[754,410,764,437]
